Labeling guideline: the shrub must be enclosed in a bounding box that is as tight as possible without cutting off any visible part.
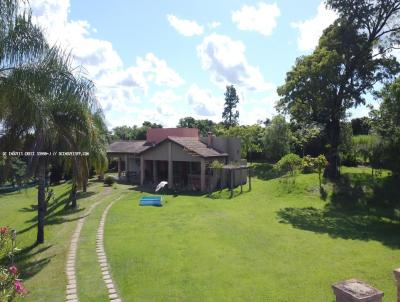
[103,175,115,186]
[276,153,302,177]
[301,155,315,173]
[0,227,27,301]
[341,152,358,167]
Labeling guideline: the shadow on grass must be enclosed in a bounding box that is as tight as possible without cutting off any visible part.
[0,242,53,282]
[277,173,400,249]
[15,243,54,281]
[251,162,283,180]
[208,187,251,200]
[129,184,205,197]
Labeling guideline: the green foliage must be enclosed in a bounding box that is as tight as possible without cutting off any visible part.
[177,117,215,136]
[370,78,400,175]
[210,160,224,169]
[351,135,380,165]
[276,153,302,177]
[222,85,239,127]
[215,124,264,158]
[301,155,315,173]
[0,157,26,186]
[277,2,400,178]
[263,116,292,161]
[291,124,321,156]
[0,227,27,300]
[103,175,115,186]
[313,154,328,189]
[351,117,371,135]
[111,121,162,141]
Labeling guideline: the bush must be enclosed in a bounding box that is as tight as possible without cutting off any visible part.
[0,227,27,301]
[341,152,358,167]
[103,175,115,186]
[301,155,316,173]
[276,153,302,177]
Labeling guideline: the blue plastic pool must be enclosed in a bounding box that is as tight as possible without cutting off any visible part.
[139,196,162,206]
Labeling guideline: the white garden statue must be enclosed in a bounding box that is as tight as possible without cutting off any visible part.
[155,181,168,192]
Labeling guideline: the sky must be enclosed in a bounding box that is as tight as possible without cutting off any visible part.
[28,0,384,129]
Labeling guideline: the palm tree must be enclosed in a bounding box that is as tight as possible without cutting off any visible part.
[0,0,106,244]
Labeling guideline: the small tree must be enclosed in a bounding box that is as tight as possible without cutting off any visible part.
[222,85,239,128]
[210,160,224,192]
[313,155,328,190]
[276,153,302,182]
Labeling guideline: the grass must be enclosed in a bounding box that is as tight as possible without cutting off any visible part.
[105,166,400,301]
[76,185,129,301]
[0,179,104,301]
[1,167,399,301]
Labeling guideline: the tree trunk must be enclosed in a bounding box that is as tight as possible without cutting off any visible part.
[83,177,87,192]
[69,165,78,208]
[70,182,77,208]
[324,117,341,179]
[37,161,46,244]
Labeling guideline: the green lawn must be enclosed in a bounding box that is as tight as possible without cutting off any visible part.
[1,167,399,301]
[105,167,400,301]
[0,180,105,301]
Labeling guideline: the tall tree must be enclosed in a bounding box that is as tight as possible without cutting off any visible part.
[222,85,239,128]
[263,116,293,161]
[0,0,102,243]
[277,0,400,179]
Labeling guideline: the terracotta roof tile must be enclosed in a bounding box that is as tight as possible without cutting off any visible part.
[107,141,150,154]
[167,136,227,158]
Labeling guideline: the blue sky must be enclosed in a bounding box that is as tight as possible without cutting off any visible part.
[29,0,373,128]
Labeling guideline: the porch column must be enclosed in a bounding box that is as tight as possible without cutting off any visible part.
[248,168,252,191]
[230,169,233,198]
[140,156,144,185]
[200,159,206,192]
[118,157,121,178]
[124,154,128,172]
[168,142,173,189]
[153,160,157,183]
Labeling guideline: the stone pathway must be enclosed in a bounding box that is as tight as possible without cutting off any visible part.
[97,197,122,302]
[65,188,110,302]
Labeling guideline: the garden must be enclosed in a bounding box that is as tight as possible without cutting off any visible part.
[1,0,400,301]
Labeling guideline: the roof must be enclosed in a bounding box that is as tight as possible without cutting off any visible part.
[107,141,150,154]
[165,136,228,158]
[107,137,228,158]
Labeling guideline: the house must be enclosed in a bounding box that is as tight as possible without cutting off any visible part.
[106,128,248,192]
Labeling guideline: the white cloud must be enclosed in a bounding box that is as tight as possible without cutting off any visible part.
[150,90,181,107]
[291,2,338,51]
[166,14,204,37]
[208,21,221,29]
[232,2,280,36]
[197,34,274,91]
[30,0,186,128]
[112,53,185,94]
[238,91,278,125]
[187,84,223,118]
[30,0,123,79]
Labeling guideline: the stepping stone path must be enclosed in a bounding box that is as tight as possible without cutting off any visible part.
[65,188,111,302]
[96,199,122,302]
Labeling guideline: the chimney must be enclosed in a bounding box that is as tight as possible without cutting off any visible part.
[207,132,213,148]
